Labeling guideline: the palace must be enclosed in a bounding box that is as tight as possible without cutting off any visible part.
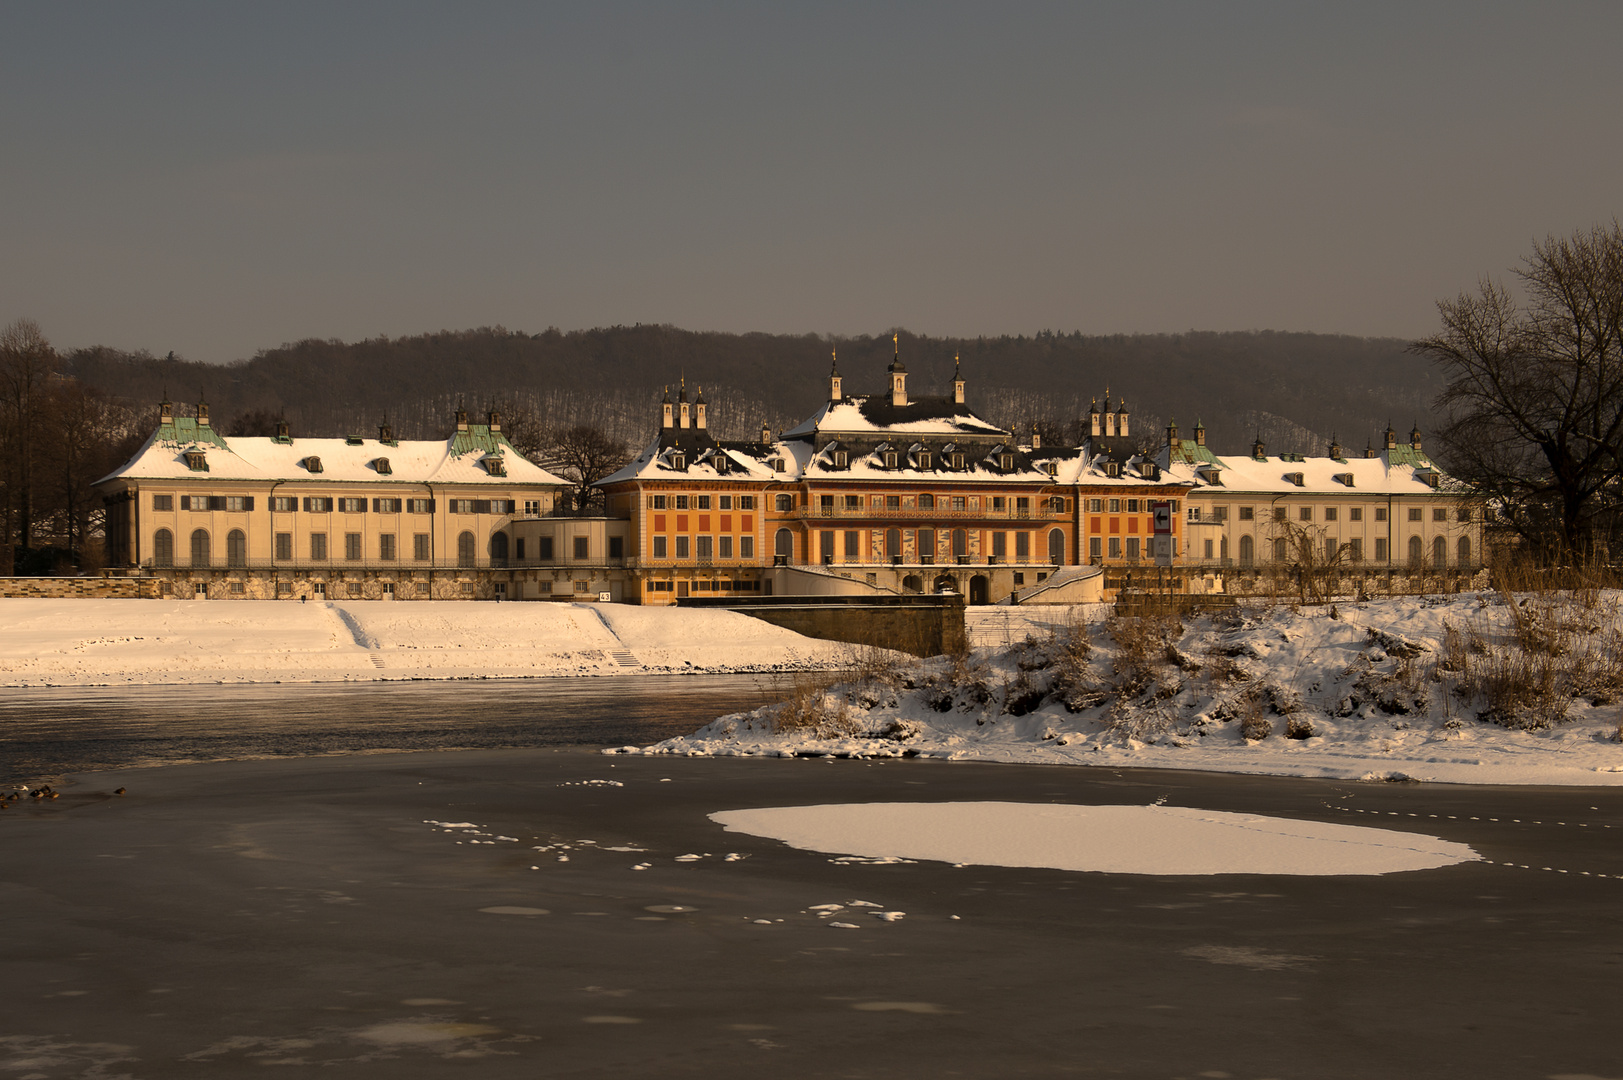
[95,349,1482,602]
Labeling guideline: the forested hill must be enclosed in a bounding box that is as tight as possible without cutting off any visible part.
[64,326,1442,458]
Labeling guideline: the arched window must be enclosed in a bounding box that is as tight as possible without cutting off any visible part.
[1272,537,1287,561]
[1408,535,1424,567]
[153,528,174,568]
[1048,528,1065,564]
[1457,535,1472,565]
[227,529,247,568]
[1238,535,1254,566]
[774,528,794,560]
[458,531,477,568]
[952,529,967,558]
[490,531,509,564]
[886,528,902,559]
[1433,535,1447,568]
[190,529,211,568]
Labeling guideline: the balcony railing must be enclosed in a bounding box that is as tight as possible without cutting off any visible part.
[801,504,1060,521]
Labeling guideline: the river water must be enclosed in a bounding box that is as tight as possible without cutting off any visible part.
[0,674,797,782]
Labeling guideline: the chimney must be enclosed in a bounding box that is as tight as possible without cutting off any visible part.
[196,398,210,427]
[1089,399,1100,438]
[952,354,965,405]
[456,406,469,432]
[487,410,501,433]
[159,398,173,425]
[1410,424,1422,451]
[888,335,908,407]
[1194,419,1206,447]
[661,386,673,429]
[1117,401,1129,438]
[678,379,690,429]
[695,386,707,430]
[829,350,842,403]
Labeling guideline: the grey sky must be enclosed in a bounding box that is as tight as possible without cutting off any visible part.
[4,2,1620,364]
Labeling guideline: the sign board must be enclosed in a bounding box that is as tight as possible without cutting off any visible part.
[598,591,612,602]
[1152,535,1174,567]
[1150,501,1174,535]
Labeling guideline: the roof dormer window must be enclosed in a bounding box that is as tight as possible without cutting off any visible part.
[833,450,848,468]
[999,453,1014,471]
[372,457,392,475]
[715,456,730,474]
[1105,462,1120,478]
[672,453,687,471]
[917,451,932,470]
[302,456,323,473]
[1287,472,1305,486]
[1335,472,1355,487]
[1044,462,1057,477]
[950,452,965,470]
[883,451,899,469]
[184,450,208,472]
[482,456,507,477]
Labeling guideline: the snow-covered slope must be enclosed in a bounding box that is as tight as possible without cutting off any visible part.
[0,599,849,685]
[624,593,1623,787]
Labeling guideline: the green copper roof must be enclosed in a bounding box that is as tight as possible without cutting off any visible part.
[448,423,515,458]
[1386,444,1432,468]
[156,417,231,450]
[1169,438,1221,465]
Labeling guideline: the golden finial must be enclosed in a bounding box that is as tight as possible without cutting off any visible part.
[893,332,898,352]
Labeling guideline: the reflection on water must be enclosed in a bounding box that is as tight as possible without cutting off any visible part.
[0,674,797,781]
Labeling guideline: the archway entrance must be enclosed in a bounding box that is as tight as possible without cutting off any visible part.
[933,574,957,594]
[969,575,989,605]
[901,574,923,593]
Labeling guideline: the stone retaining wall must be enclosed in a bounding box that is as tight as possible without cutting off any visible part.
[0,577,164,599]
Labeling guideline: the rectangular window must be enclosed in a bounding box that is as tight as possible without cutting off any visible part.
[1457,507,1472,522]
[719,536,733,559]
[697,495,711,509]
[415,581,430,595]
[696,536,714,559]
[1126,499,1139,513]
[1238,506,1254,521]
[515,538,525,560]
[1349,507,1363,521]
[650,495,668,509]
[380,534,396,560]
[1433,508,1447,522]
[272,496,297,512]
[992,532,1007,558]
[1348,538,1363,561]
[275,533,292,560]
[739,536,754,559]
[153,494,173,511]
[1089,537,1101,559]
[675,495,690,510]
[1409,507,1423,522]
[1126,537,1140,560]
[1323,507,1337,521]
[574,580,590,593]
[339,498,366,514]
[414,533,430,561]
[1108,499,1120,513]
[225,496,248,512]
[946,496,963,511]
[738,496,755,510]
[886,495,901,509]
[675,536,690,558]
[1375,507,1388,521]
[524,500,541,516]
[490,499,514,514]
[1299,506,1313,521]
[844,530,860,559]
[305,497,333,513]
[653,536,668,558]
[450,499,474,514]
[1108,537,1121,558]
[310,533,328,560]
[345,533,362,560]
[1213,506,1228,522]
[374,498,402,513]
[1375,538,1389,561]
[277,581,293,596]
[1015,532,1030,559]
[408,498,434,514]
[992,497,1006,511]
[1271,507,1286,522]
[609,536,624,558]
[1203,538,1213,559]
[573,536,589,559]
[720,496,732,510]
[1087,499,1102,513]
[539,537,554,560]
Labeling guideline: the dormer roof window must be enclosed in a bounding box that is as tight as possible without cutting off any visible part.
[1335,472,1355,487]
[303,455,323,473]
[917,451,932,470]
[998,453,1014,471]
[183,449,208,472]
[883,451,899,469]
[372,457,392,475]
[482,455,507,477]
[671,452,687,471]
[715,455,730,474]
[1287,472,1305,487]
[832,450,848,469]
[950,452,965,470]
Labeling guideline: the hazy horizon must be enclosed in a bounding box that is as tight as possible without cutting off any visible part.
[5,2,1620,364]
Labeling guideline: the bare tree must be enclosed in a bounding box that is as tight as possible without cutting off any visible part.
[0,319,59,572]
[1412,223,1623,562]
[540,425,631,514]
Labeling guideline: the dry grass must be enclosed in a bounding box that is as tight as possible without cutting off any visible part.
[770,672,861,738]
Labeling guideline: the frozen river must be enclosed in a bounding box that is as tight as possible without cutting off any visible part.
[0,674,796,780]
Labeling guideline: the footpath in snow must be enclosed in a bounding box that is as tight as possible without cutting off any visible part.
[0,598,850,686]
[622,592,1623,787]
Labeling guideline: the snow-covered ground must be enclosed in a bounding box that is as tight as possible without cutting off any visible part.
[0,598,851,685]
[624,592,1623,787]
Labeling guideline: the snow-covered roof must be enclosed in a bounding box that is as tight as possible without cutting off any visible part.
[1161,447,1460,497]
[598,427,778,485]
[96,419,567,488]
[784,395,1007,440]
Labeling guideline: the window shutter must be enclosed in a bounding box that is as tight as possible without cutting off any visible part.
[244,497,255,511]
[475,499,491,514]
[427,499,436,513]
[372,499,380,513]
[303,497,311,513]
[180,495,190,511]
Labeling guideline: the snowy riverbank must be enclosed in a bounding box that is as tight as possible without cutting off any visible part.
[624,593,1623,787]
[0,598,851,685]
